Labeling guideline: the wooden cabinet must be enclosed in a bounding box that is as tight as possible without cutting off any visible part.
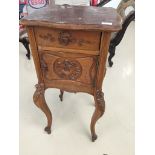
[21,5,122,142]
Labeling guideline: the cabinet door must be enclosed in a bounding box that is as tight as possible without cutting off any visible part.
[39,51,98,94]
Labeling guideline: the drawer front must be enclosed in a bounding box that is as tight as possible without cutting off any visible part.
[39,51,97,88]
[35,27,101,51]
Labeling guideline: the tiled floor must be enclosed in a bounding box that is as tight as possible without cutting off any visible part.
[19,13,134,155]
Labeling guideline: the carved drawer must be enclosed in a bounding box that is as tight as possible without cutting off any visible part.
[39,51,98,93]
[35,27,101,53]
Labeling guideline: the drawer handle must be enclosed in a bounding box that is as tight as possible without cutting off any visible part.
[58,31,71,46]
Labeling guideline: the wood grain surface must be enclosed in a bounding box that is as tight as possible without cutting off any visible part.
[20,5,122,31]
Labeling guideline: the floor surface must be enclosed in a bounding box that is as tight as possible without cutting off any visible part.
[19,19,134,155]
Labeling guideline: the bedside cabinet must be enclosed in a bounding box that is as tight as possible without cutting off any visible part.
[20,5,122,142]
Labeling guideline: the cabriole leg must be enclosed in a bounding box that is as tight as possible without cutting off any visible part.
[90,90,105,142]
[33,83,52,134]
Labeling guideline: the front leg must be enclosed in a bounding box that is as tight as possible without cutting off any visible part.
[90,90,105,142]
[33,83,52,134]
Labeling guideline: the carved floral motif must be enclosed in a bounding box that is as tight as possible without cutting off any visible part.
[58,31,72,46]
[58,31,91,46]
[33,83,45,103]
[39,33,55,42]
[53,58,82,80]
[39,31,92,47]
[96,89,105,115]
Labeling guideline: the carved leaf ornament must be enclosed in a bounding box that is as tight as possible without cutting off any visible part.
[53,58,82,80]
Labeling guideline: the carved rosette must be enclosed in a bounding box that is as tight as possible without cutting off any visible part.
[53,58,82,80]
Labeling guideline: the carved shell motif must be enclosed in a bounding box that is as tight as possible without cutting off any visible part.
[53,58,82,80]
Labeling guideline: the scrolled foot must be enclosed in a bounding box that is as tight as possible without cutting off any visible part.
[44,126,51,134]
[92,134,98,142]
